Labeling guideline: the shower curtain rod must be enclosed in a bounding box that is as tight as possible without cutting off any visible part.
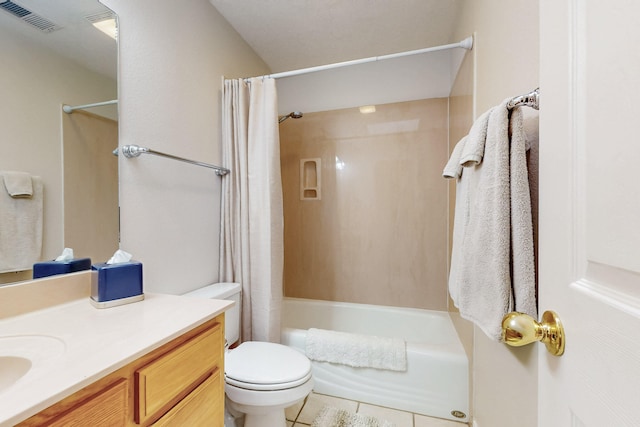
[62,99,118,114]
[246,36,474,81]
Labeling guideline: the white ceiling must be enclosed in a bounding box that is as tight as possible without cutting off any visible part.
[1,0,117,80]
[209,0,464,73]
[3,1,463,83]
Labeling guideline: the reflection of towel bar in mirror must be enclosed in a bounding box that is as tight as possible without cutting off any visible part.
[62,99,118,114]
[113,144,230,176]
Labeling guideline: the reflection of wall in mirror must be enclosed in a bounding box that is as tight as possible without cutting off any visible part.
[63,112,119,264]
[0,24,117,284]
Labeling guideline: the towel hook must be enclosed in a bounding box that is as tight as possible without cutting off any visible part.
[501,310,565,356]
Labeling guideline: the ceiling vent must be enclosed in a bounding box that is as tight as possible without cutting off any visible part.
[0,0,61,33]
[84,10,116,25]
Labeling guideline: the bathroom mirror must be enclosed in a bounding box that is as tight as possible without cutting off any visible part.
[0,0,118,285]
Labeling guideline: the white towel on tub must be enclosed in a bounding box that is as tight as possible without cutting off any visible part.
[305,328,407,372]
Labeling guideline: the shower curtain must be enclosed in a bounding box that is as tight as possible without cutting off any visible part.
[219,77,284,343]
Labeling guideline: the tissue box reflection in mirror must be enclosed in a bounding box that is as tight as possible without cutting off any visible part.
[33,258,92,279]
[90,261,144,309]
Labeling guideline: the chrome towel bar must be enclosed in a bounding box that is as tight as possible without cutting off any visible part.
[507,88,539,110]
[114,145,230,176]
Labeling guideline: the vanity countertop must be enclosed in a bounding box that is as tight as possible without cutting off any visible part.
[0,275,232,427]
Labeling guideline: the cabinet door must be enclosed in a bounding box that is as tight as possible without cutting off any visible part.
[47,378,128,427]
[153,369,223,427]
[135,321,222,424]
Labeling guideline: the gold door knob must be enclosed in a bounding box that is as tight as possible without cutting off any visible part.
[501,310,565,356]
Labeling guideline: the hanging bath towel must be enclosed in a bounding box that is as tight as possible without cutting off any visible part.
[0,172,44,273]
[443,99,537,340]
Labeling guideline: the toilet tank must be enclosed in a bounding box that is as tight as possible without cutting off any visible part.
[183,282,241,346]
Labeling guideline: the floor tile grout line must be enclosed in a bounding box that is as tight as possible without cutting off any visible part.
[291,392,466,427]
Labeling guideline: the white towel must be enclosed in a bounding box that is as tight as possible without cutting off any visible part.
[444,99,538,340]
[0,172,44,273]
[459,107,492,166]
[509,108,537,317]
[3,171,33,197]
[443,109,492,179]
[443,136,467,179]
[305,328,407,372]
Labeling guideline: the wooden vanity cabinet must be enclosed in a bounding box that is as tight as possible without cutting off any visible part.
[17,315,224,427]
[28,378,129,427]
[152,370,222,426]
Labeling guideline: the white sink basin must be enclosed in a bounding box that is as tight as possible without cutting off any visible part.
[0,335,66,393]
[0,357,32,391]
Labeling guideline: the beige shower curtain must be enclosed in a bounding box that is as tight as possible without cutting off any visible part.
[219,77,284,343]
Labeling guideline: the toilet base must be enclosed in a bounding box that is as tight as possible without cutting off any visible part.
[224,404,243,427]
[244,411,285,427]
[226,399,288,427]
[225,378,314,427]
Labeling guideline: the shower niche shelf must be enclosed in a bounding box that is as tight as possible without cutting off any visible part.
[300,158,321,200]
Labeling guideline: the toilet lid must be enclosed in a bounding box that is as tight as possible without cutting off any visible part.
[225,342,311,390]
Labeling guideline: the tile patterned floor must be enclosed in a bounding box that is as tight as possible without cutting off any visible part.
[285,392,468,427]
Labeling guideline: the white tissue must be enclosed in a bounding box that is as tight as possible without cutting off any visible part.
[106,249,133,265]
[54,248,74,261]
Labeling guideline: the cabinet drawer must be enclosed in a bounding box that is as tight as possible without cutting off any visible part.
[135,321,222,424]
[153,369,223,427]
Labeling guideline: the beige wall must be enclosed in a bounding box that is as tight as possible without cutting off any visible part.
[451,1,540,427]
[448,49,475,418]
[63,112,119,263]
[280,99,449,310]
[0,23,117,285]
[277,50,455,115]
[101,0,270,294]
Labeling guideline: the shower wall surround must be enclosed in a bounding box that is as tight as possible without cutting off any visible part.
[280,98,449,310]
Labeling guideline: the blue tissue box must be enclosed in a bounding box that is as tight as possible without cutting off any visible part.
[33,258,92,279]
[90,261,144,309]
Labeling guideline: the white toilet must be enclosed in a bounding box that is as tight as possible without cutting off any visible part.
[184,283,314,427]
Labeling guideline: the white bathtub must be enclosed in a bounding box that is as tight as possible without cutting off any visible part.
[281,297,469,423]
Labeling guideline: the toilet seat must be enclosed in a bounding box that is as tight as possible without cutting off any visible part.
[225,342,312,391]
[226,371,312,391]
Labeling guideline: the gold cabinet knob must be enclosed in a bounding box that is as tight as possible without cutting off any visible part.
[501,310,565,356]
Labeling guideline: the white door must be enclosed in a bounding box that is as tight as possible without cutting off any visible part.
[539,1,640,426]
